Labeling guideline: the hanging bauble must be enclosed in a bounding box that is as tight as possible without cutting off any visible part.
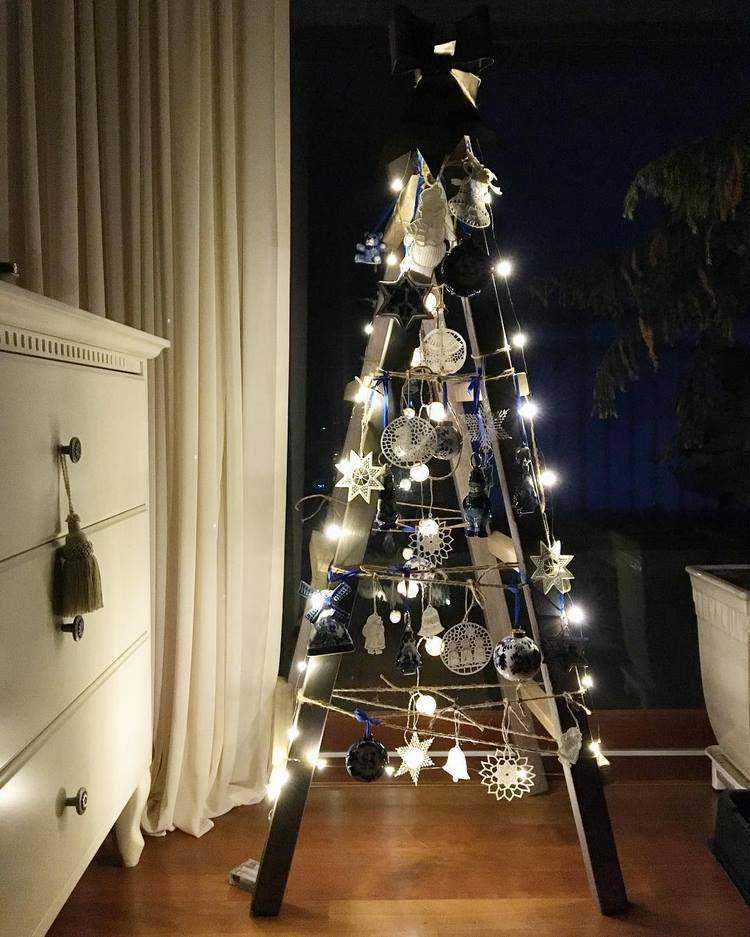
[355,231,386,265]
[374,274,431,330]
[434,422,463,461]
[346,714,389,782]
[479,745,535,801]
[362,612,386,655]
[381,415,437,468]
[396,619,422,676]
[374,469,400,530]
[439,239,491,298]
[418,604,443,637]
[530,540,575,595]
[493,629,542,682]
[462,460,491,538]
[440,620,492,675]
[420,327,467,375]
[448,154,502,229]
[443,743,470,783]
[409,517,453,567]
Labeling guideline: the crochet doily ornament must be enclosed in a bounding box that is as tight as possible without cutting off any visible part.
[479,746,535,801]
[448,154,502,229]
[409,519,454,567]
[380,416,437,468]
[440,620,492,675]
[420,327,467,375]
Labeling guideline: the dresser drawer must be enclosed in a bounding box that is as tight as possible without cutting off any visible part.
[0,639,150,937]
[0,509,150,771]
[0,352,148,561]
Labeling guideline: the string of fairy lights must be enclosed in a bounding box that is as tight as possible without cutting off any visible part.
[268,141,608,802]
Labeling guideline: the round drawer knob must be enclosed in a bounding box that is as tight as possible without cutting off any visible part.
[64,788,88,815]
[59,437,82,463]
[60,615,85,641]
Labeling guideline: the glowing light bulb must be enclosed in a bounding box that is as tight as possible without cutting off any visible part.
[389,177,404,193]
[404,746,424,770]
[567,605,585,625]
[518,400,538,420]
[423,291,438,313]
[539,469,558,487]
[415,693,437,716]
[296,660,307,673]
[495,258,513,278]
[445,598,451,606]
[324,522,342,541]
[424,635,443,657]
[410,347,422,367]
[402,547,414,560]
[410,462,429,482]
[397,578,419,599]
[287,725,300,741]
[386,251,399,266]
[364,322,374,336]
[418,518,439,537]
[266,765,289,800]
[384,765,395,777]
[316,758,328,770]
[403,406,416,419]
[389,609,402,624]
[511,332,527,349]
[589,739,601,756]
[518,768,529,781]
[581,673,594,690]
[399,477,413,492]
[428,401,446,422]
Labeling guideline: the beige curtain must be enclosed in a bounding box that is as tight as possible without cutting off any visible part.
[0,0,290,837]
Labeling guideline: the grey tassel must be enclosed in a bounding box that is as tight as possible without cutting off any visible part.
[55,453,104,616]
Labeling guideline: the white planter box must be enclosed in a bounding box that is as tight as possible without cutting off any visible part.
[687,565,750,783]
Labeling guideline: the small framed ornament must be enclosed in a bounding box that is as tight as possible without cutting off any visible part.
[381,415,437,468]
[479,746,535,801]
[420,327,467,375]
[440,619,492,675]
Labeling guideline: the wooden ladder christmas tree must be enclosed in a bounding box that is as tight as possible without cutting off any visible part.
[245,6,628,920]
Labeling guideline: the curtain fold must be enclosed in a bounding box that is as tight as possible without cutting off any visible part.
[0,0,290,838]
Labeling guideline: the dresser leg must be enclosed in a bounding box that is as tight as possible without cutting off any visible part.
[115,767,151,867]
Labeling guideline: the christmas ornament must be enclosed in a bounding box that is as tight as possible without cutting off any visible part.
[511,445,538,516]
[362,612,386,655]
[414,692,437,716]
[530,540,575,595]
[557,726,583,765]
[409,517,453,566]
[346,709,389,782]
[405,181,454,272]
[465,405,511,453]
[420,327,467,374]
[335,450,385,504]
[439,239,491,298]
[479,746,535,801]
[355,231,386,265]
[443,743,470,782]
[306,581,356,656]
[493,630,542,682]
[486,531,517,563]
[374,274,431,330]
[418,604,443,637]
[396,615,422,676]
[434,421,463,460]
[394,732,435,785]
[462,460,491,537]
[381,415,437,468]
[448,153,502,228]
[440,619,492,675]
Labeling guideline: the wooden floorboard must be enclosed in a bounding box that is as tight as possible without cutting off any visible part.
[49,778,749,936]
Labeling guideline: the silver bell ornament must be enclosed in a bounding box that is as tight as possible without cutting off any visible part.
[448,154,502,229]
[493,629,542,682]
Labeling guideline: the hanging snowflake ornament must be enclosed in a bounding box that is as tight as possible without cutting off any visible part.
[394,732,435,785]
[465,404,511,453]
[335,450,385,504]
[381,415,437,468]
[440,620,492,675]
[374,274,431,330]
[479,746,535,801]
[409,517,453,566]
[530,540,575,595]
[420,327,467,375]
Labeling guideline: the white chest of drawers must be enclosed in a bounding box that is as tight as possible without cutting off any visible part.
[0,283,168,936]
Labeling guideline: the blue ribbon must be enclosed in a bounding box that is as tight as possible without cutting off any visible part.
[327,566,360,586]
[373,373,390,429]
[353,707,381,736]
[506,574,529,626]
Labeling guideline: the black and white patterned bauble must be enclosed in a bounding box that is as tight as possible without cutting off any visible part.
[439,239,491,298]
[493,630,542,682]
[345,734,389,782]
[434,422,463,460]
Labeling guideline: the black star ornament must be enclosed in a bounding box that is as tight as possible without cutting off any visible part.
[374,274,432,330]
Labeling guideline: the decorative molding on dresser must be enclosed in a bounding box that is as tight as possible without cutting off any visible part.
[0,283,169,937]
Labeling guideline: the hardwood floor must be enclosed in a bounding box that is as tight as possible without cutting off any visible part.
[50,778,749,937]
